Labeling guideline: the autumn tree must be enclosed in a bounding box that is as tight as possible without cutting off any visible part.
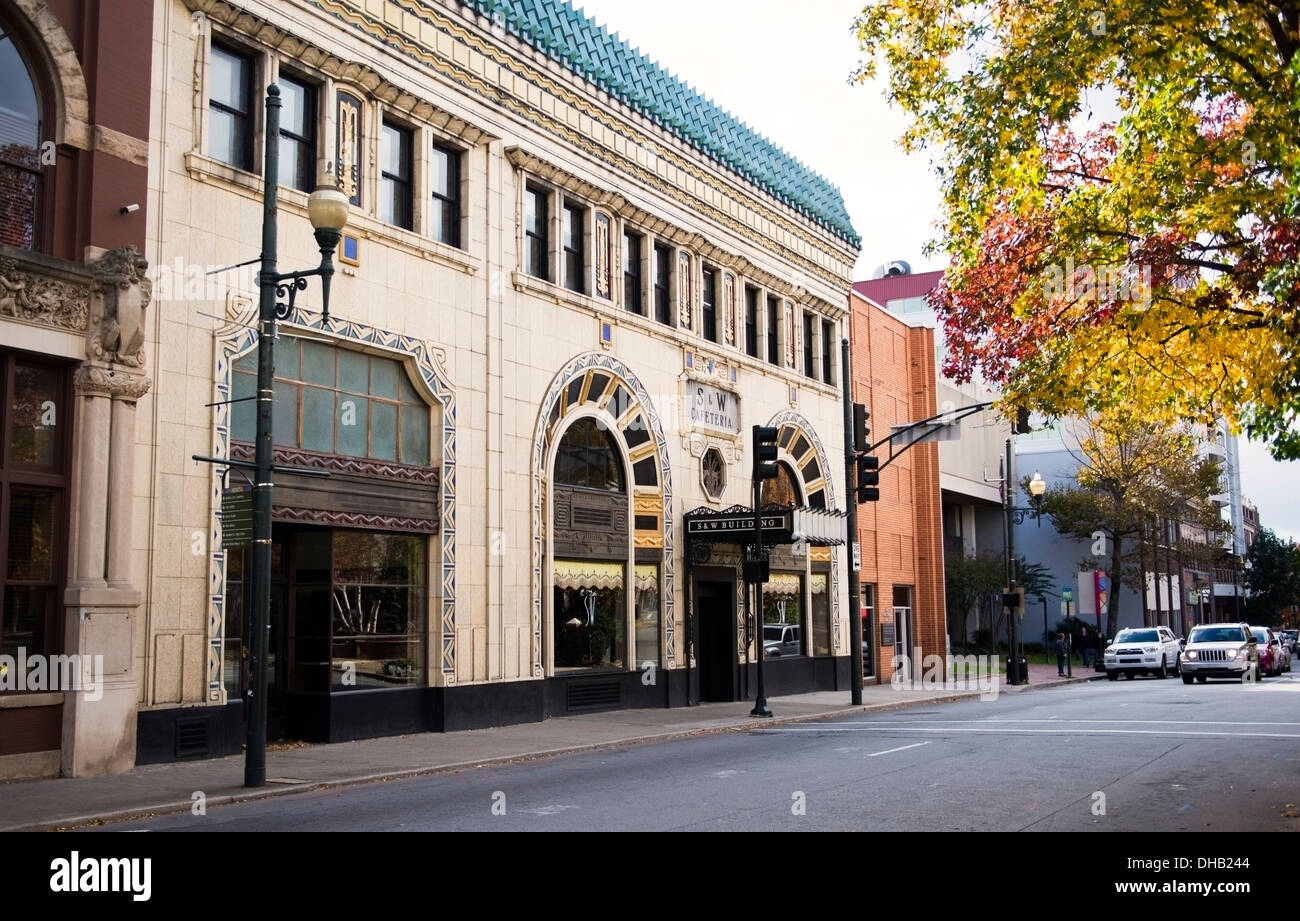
[1033,412,1223,638]
[854,1,1300,456]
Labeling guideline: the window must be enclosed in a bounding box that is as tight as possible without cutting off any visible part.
[653,244,672,325]
[553,563,625,671]
[379,122,413,231]
[524,185,549,280]
[822,319,835,385]
[634,564,660,668]
[623,231,643,314]
[231,340,430,465]
[762,575,802,654]
[0,28,42,250]
[766,296,780,365]
[554,417,624,492]
[430,141,460,246]
[760,461,801,509]
[208,43,254,172]
[811,572,831,656]
[861,583,876,677]
[803,311,815,378]
[1,354,69,671]
[744,286,759,357]
[701,268,718,342]
[563,202,585,293]
[277,74,317,192]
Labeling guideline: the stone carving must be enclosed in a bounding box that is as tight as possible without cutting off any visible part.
[594,212,611,298]
[784,299,796,368]
[89,246,151,367]
[677,251,691,328]
[73,365,152,401]
[723,272,736,345]
[0,257,90,331]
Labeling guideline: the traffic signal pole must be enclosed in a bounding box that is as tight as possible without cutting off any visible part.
[842,339,863,705]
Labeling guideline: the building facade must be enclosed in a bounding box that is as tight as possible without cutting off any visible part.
[0,0,156,780]
[76,0,867,769]
[848,290,945,682]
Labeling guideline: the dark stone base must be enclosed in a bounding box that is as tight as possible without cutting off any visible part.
[133,660,841,765]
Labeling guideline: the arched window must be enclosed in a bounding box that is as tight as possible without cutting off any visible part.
[760,461,801,509]
[0,23,42,251]
[554,417,625,493]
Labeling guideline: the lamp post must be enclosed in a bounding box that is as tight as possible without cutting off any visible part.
[1001,451,1046,686]
[245,84,348,788]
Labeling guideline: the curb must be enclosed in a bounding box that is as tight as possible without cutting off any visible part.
[15,677,1100,832]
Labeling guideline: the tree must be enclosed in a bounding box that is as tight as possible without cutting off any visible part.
[1032,412,1223,638]
[1244,527,1300,624]
[854,1,1300,456]
[944,549,1004,645]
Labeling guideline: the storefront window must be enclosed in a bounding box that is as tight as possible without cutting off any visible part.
[553,560,626,670]
[861,582,875,677]
[329,531,426,689]
[634,563,660,668]
[811,572,830,656]
[762,573,803,656]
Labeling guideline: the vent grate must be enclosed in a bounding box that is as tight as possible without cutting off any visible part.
[175,718,209,758]
[566,680,622,712]
[572,505,614,527]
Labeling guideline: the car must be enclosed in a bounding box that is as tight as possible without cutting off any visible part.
[763,623,800,657]
[1250,626,1284,676]
[1276,637,1293,673]
[1179,623,1259,683]
[1103,626,1182,680]
[1279,629,1298,654]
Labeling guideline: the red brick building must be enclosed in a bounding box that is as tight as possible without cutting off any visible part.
[849,289,945,683]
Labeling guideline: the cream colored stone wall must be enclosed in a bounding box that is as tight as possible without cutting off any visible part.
[140,0,856,707]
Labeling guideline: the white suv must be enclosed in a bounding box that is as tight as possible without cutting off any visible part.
[1104,626,1182,680]
[1179,623,1259,684]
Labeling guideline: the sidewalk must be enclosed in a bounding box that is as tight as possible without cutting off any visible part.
[0,666,1099,832]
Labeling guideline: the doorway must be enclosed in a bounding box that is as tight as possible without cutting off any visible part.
[696,579,737,702]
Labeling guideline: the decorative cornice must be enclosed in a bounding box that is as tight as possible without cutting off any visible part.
[273,506,439,533]
[0,250,90,333]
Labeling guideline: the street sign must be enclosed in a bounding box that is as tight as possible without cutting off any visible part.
[1062,587,1073,602]
[220,486,253,548]
[851,541,861,572]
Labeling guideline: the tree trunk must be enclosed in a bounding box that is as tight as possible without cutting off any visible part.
[1107,535,1123,639]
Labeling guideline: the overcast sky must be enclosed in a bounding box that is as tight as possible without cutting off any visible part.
[570,0,1300,542]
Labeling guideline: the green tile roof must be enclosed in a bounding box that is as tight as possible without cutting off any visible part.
[460,0,861,248]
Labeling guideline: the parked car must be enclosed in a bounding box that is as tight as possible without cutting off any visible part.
[1179,623,1259,683]
[763,623,801,657]
[1275,637,1292,673]
[1250,626,1285,676]
[1103,626,1182,680]
[1279,629,1298,654]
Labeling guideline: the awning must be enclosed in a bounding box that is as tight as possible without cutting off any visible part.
[634,563,658,593]
[764,573,802,596]
[684,504,846,547]
[554,560,624,590]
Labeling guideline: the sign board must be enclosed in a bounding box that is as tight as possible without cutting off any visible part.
[880,622,896,648]
[687,382,740,434]
[220,486,254,548]
[1002,586,1025,615]
[1062,587,1073,602]
[851,541,861,572]
[890,420,962,448]
[686,513,787,537]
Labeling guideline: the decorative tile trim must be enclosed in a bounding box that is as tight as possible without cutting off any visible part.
[532,352,674,675]
[207,306,458,701]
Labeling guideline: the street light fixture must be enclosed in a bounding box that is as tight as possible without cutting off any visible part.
[245,84,349,788]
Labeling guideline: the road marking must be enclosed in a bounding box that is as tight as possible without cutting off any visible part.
[517,804,579,815]
[712,770,741,778]
[763,726,1300,740]
[867,741,931,757]
[971,718,1298,727]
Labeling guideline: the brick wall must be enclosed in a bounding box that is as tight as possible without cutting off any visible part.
[849,292,945,682]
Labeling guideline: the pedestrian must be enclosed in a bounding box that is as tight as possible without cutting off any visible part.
[1080,627,1091,667]
[1055,632,1068,676]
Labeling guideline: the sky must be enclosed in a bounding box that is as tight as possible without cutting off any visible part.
[568,0,1300,542]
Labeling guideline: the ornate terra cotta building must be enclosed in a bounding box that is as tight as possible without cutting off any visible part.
[0,0,156,779]
[113,0,863,767]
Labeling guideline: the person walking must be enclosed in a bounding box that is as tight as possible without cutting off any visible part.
[1080,626,1092,667]
[1055,632,1069,676]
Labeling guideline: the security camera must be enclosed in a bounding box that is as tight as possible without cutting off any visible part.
[120,203,140,214]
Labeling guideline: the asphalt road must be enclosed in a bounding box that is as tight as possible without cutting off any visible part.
[107,670,1300,832]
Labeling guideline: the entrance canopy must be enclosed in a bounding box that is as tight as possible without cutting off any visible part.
[684,504,846,549]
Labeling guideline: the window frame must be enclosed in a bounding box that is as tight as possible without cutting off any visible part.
[821,318,835,385]
[701,267,718,343]
[744,286,759,357]
[653,243,672,325]
[562,200,587,294]
[766,295,780,366]
[378,119,415,232]
[429,139,461,247]
[208,40,257,173]
[802,310,815,378]
[275,70,318,193]
[623,229,643,315]
[524,184,550,281]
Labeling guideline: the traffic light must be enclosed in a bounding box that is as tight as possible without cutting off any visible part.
[753,425,779,480]
[856,454,880,503]
[853,403,870,453]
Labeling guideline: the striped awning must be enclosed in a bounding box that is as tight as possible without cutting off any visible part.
[763,573,802,596]
[554,560,624,590]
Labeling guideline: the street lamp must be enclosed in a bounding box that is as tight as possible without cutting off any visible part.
[246,84,348,788]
